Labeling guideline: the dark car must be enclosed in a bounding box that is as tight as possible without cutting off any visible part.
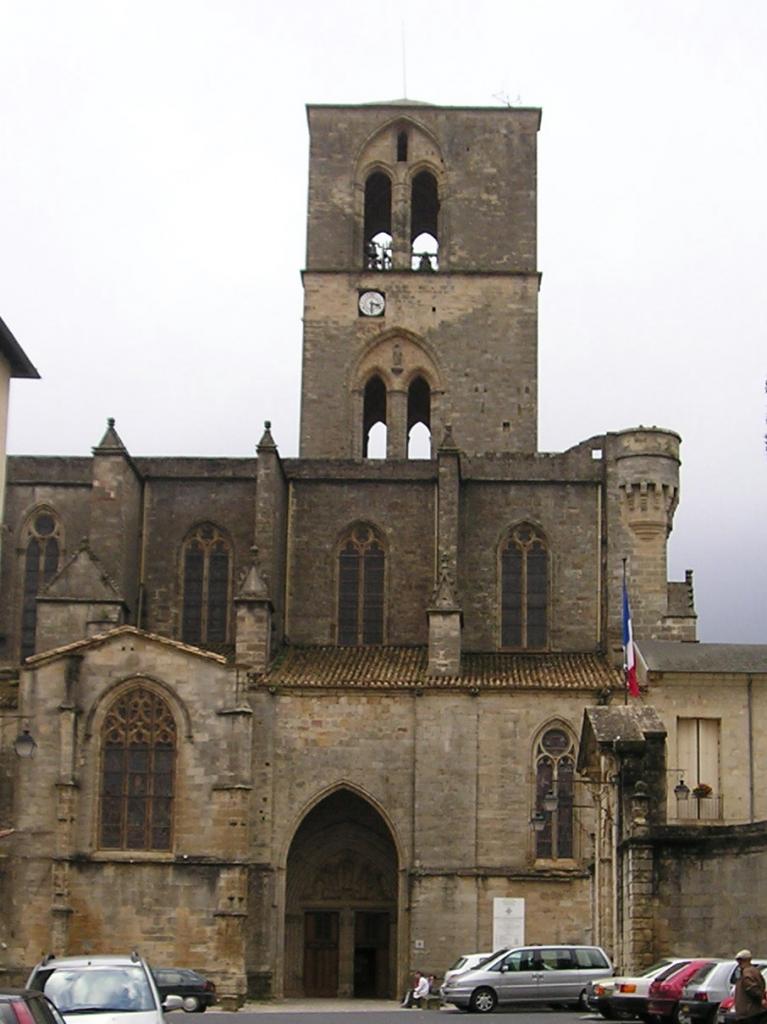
[0,990,66,1024]
[152,971,215,1013]
[648,961,720,1021]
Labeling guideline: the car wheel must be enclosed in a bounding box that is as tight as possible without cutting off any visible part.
[469,988,497,1014]
[182,997,201,1013]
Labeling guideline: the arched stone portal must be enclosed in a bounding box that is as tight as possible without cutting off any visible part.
[284,789,398,998]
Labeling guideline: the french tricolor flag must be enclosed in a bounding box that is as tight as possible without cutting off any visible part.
[622,574,640,698]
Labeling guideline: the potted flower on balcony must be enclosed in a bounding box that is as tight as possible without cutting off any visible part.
[692,782,712,798]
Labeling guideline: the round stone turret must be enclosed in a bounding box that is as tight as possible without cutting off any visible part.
[613,427,680,540]
[605,427,682,643]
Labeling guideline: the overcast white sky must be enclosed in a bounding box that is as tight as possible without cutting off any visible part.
[1,1,765,642]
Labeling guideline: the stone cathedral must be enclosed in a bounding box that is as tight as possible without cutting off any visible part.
[0,100,703,1001]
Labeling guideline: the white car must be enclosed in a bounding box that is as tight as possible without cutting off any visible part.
[442,952,495,988]
[26,953,183,1024]
[588,958,691,1020]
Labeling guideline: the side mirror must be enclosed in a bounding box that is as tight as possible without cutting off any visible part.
[163,996,184,1012]
[500,964,508,974]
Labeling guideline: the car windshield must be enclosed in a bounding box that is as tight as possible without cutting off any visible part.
[643,959,674,977]
[36,967,155,1013]
[448,958,468,972]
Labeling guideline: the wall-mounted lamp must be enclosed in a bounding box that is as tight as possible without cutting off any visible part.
[542,788,558,813]
[13,729,37,759]
[530,811,547,833]
[673,778,690,800]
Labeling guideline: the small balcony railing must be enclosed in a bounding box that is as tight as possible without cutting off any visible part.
[672,793,724,821]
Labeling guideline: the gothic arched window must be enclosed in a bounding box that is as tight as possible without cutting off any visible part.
[181,523,232,647]
[407,375,431,459]
[338,524,385,645]
[363,172,392,270]
[362,375,387,458]
[20,508,62,660]
[99,685,176,850]
[534,726,575,860]
[500,523,548,649]
[411,171,439,271]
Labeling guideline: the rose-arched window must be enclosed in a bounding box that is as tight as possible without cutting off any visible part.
[99,685,176,850]
[500,523,548,649]
[20,508,62,660]
[534,726,575,860]
[338,524,385,645]
[181,523,232,647]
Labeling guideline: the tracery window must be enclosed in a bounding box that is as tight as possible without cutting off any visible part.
[500,523,548,649]
[99,685,176,850]
[534,726,575,860]
[181,523,231,647]
[338,524,385,645]
[20,508,62,660]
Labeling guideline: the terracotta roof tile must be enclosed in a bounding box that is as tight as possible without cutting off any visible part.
[257,646,621,691]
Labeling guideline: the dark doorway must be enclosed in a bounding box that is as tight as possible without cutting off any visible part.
[304,911,339,996]
[354,911,389,997]
[284,789,398,997]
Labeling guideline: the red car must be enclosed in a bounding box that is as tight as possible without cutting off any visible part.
[649,961,719,1021]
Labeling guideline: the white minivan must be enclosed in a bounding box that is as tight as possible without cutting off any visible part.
[440,944,613,1013]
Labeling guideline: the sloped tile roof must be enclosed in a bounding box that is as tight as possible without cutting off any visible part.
[24,625,229,667]
[257,646,621,691]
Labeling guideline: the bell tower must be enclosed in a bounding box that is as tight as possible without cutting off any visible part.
[299,100,541,460]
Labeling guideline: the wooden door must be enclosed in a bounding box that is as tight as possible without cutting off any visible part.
[304,911,339,996]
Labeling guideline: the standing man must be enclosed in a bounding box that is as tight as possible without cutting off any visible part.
[734,950,766,1021]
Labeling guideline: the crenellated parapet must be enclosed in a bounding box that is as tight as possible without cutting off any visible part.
[605,427,685,642]
[613,428,681,539]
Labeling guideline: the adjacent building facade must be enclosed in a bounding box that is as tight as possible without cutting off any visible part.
[0,100,761,1002]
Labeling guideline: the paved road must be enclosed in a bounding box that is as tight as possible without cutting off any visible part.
[189,1007,606,1024]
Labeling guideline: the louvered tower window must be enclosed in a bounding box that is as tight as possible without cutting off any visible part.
[99,685,176,850]
[20,509,61,660]
[338,524,385,645]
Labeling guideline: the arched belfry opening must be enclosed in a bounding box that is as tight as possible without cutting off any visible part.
[411,171,439,271]
[284,789,399,998]
[362,375,387,458]
[363,172,392,270]
[407,375,432,459]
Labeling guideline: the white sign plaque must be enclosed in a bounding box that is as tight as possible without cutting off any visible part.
[493,897,525,949]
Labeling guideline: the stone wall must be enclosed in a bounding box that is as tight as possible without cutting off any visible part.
[651,824,767,958]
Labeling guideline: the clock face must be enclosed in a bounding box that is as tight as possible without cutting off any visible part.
[358,290,385,317]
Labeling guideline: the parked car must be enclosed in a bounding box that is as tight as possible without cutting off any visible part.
[0,990,66,1024]
[440,944,612,1013]
[152,970,216,1014]
[588,958,691,1020]
[715,965,767,1024]
[648,960,721,1021]
[678,959,767,1024]
[26,953,183,1024]
[442,953,496,990]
